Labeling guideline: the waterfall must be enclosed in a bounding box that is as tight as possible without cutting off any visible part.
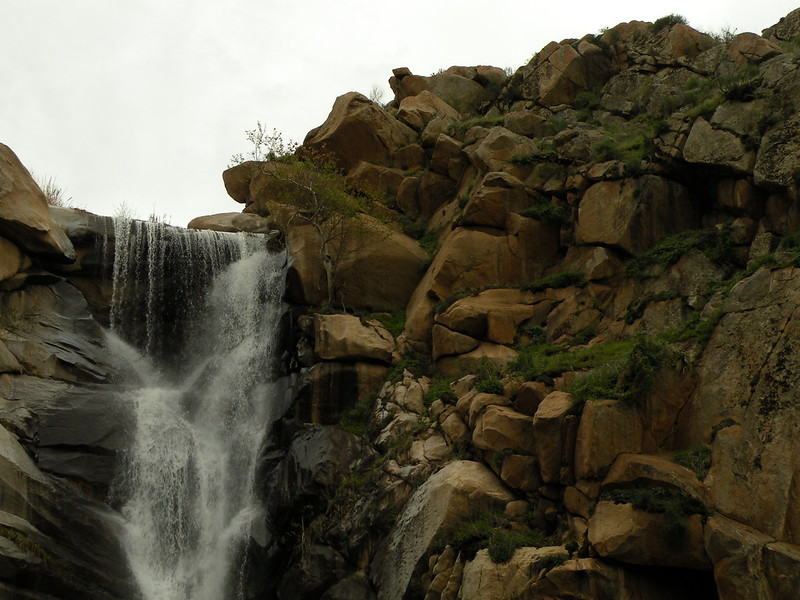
[109,218,286,600]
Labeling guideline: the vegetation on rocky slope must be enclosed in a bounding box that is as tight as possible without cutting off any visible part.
[248,8,800,599]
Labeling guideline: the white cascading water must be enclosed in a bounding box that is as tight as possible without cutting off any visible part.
[109,217,286,600]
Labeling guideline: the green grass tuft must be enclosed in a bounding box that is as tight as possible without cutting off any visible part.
[523,271,585,293]
[672,445,712,480]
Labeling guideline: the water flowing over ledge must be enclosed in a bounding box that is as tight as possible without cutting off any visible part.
[108,218,287,600]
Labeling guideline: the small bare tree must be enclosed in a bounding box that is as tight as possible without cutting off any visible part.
[229,122,298,167]
[368,84,385,105]
[262,151,378,308]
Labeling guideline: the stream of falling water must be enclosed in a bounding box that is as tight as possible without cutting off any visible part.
[108,218,286,600]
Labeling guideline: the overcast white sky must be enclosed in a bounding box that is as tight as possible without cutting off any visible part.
[2,1,797,227]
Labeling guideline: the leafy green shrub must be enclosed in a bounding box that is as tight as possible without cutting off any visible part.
[449,115,505,134]
[387,353,428,382]
[517,324,546,346]
[419,227,441,257]
[573,90,602,110]
[623,291,681,323]
[473,357,503,381]
[569,325,596,346]
[523,271,585,293]
[624,336,670,403]
[650,14,688,33]
[708,26,737,44]
[424,378,457,406]
[663,309,723,349]
[510,339,635,382]
[624,227,737,280]
[519,202,570,224]
[434,511,550,563]
[673,445,712,480]
[591,137,622,162]
[590,129,655,175]
[434,514,500,559]
[572,90,602,122]
[780,232,800,250]
[475,378,504,395]
[686,95,723,120]
[401,216,428,239]
[569,361,627,406]
[374,311,405,338]
[539,552,569,570]
[229,121,298,165]
[338,396,375,436]
[544,115,569,135]
[487,529,548,563]
[566,336,670,407]
[718,66,762,102]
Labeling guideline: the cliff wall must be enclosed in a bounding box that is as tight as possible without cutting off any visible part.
[216,9,800,600]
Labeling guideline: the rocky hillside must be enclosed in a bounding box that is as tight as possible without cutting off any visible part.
[216,8,800,600]
[3,7,800,600]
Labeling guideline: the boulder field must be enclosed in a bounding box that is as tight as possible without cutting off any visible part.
[4,7,800,600]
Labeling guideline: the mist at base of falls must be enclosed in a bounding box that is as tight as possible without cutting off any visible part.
[107,220,288,600]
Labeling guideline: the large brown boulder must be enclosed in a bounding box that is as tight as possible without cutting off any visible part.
[396,90,460,132]
[430,66,506,114]
[754,113,800,188]
[602,454,706,505]
[588,501,709,569]
[431,324,479,361]
[402,223,558,351]
[345,162,406,200]
[574,400,642,480]
[464,127,537,175]
[0,237,30,283]
[460,547,569,600]
[460,172,534,229]
[371,460,514,600]
[430,134,466,181]
[304,92,417,173]
[222,160,261,203]
[314,314,394,364]
[0,144,75,263]
[727,33,782,65]
[763,8,800,41]
[677,267,800,543]
[533,391,575,484]
[435,288,536,343]
[472,405,536,455]
[683,118,755,174]
[576,176,697,255]
[520,40,612,106]
[602,22,715,68]
[704,514,774,600]
[535,557,681,600]
[273,208,427,311]
[427,224,557,304]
